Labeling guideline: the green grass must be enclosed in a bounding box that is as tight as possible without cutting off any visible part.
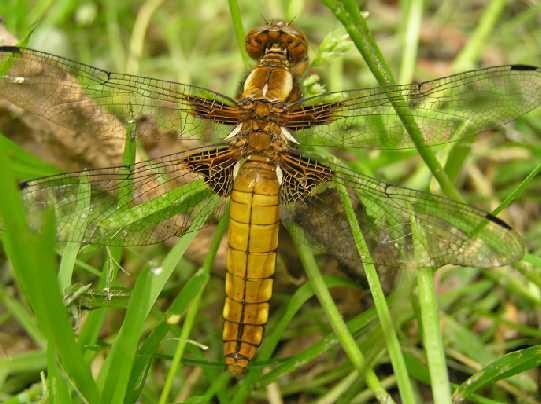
[0,0,540,403]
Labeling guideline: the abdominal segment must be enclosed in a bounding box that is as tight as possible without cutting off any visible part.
[223,157,279,375]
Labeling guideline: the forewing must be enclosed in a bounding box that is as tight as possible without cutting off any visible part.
[281,155,525,270]
[283,65,541,149]
[0,46,244,143]
[16,145,238,245]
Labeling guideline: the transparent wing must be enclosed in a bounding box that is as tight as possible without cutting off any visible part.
[15,145,238,245]
[282,65,541,149]
[0,46,244,143]
[280,153,525,269]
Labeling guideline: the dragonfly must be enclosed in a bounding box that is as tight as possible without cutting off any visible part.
[0,20,539,375]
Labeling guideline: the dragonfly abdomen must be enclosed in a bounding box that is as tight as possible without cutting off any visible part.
[223,156,279,375]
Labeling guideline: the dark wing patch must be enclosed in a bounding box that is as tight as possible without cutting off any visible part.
[184,147,239,196]
[278,151,333,203]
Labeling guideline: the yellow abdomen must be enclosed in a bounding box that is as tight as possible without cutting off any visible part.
[223,156,279,375]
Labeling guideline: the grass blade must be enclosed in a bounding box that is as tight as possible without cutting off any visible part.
[58,177,90,292]
[444,0,508,181]
[0,135,99,402]
[47,346,72,404]
[491,162,541,217]
[336,178,416,404]
[0,350,46,387]
[399,0,423,84]
[98,266,153,403]
[0,286,45,347]
[322,0,464,202]
[411,216,451,403]
[125,0,166,74]
[452,0,507,71]
[159,205,229,403]
[124,268,206,403]
[452,345,541,402]
[286,221,395,403]
[98,196,220,402]
[228,0,250,67]
[417,268,452,404]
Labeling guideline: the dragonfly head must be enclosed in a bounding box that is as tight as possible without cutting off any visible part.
[245,19,308,72]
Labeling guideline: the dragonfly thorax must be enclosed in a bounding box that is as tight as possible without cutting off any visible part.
[247,129,272,151]
[226,117,292,155]
[241,62,293,102]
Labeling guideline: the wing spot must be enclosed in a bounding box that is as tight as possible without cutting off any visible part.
[383,183,391,197]
[101,71,112,85]
[485,213,512,230]
[0,45,21,54]
[510,65,537,71]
